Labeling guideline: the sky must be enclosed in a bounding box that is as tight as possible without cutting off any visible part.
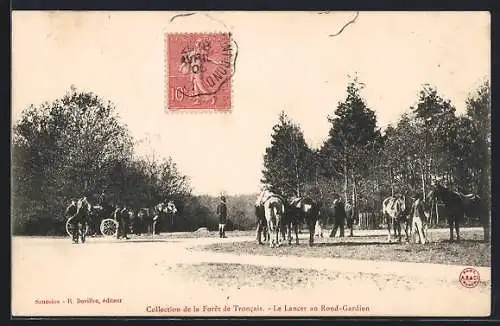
[11,11,490,196]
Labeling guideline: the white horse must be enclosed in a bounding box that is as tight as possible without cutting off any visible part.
[263,195,285,248]
[382,195,411,243]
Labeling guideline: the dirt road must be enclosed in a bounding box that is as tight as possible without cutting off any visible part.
[12,228,491,317]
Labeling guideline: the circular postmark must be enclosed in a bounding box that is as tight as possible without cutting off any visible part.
[459,267,480,288]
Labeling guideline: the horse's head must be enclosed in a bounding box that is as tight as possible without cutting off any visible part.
[157,201,177,215]
[166,201,178,214]
[78,197,92,213]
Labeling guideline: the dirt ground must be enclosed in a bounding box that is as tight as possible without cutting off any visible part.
[11,227,491,317]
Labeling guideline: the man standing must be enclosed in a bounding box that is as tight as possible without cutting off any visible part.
[216,196,228,238]
[410,193,427,244]
[255,200,267,244]
[345,200,354,237]
[329,194,347,238]
[115,205,130,240]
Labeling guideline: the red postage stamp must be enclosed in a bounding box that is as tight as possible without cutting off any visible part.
[459,267,480,288]
[165,33,232,111]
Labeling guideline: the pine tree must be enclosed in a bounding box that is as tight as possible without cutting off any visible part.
[320,75,382,206]
[261,111,314,198]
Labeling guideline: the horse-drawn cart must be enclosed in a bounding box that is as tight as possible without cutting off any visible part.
[65,218,119,237]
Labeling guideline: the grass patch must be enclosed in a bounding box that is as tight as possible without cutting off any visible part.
[199,229,490,267]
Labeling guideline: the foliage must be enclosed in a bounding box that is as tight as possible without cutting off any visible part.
[11,87,192,235]
[318,75,383,209]
[261,111,315,198]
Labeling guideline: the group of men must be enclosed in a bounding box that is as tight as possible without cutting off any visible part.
[65,196,132,244]
[65,190,177,244]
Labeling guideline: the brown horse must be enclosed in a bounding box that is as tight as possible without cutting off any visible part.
[286,196,320,246]
[428,184,489,242]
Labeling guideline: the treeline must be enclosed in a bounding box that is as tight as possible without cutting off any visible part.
[188,194,259,231]
[261,75,491,226]
[11,87,190,235]
[11,86,261,235]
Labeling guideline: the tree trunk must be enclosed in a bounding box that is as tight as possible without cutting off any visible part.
[421,160,426,200]
[389,167,394,197]
[344,163,348,203]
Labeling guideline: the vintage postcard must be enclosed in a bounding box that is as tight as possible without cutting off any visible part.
[11,11,491,317]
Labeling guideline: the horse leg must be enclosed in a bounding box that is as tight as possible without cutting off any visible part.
[287,222,292,245]
[81,221,87,243]
[294,221,299,245]
[386,217,391,242]
[268,220,274,248]
[256,221,263,245]
[395,220,402,243]
[308,219,315,246]
[392,219,398,243]
[448,219,454,242]
[455,220,460,242]
[275,224,280,247]
[403,220,410,243]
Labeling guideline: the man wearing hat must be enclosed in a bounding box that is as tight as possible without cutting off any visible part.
[409,192,428,244]
[216,195,228,238]
[329,194,347,238]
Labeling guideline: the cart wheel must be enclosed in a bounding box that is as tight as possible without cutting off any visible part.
[65,219,72,237]
[100,218,119,237]
[65,220,90,237]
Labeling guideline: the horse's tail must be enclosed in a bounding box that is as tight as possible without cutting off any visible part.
[268,206,278,232]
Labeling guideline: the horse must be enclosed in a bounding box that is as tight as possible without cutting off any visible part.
[286,196,320,246]
[67,197,92,244]
[382,195,413,243]
[427,184,465,242]
[262,194,286,248]
[152,201,178,235]
[427,184,487,242]
[461,193,490,242]
[255,202,269,245]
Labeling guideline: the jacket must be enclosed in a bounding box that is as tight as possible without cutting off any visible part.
[216,201,228,223]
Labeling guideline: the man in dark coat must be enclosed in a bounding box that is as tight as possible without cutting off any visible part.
[345,200,354,237]
[115,205,130,240]
[329,194,347,238]
[216,196,228,238]
[255,203,267,244]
